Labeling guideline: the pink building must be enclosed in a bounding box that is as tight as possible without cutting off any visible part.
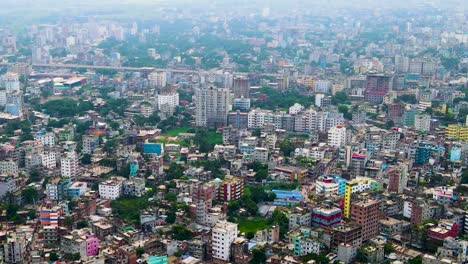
[86,235,99,256]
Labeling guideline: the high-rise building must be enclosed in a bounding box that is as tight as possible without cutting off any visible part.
[40,204,64,227]
[8,63,31,78]
[445,124,468,141]
[350,199,382,242]
[232,76,250,98]
[414,114,431,132]
[4,91,23,117]
[195,86,233,128]
[82,135,99,154]
[217,175,244,201]
[99,177,125,200]
[212,220,238,262]
[2,233,27,263]
[365,73,391,104]
[343,177,372,218]
[394,55,409,73]
[148,71,167,88]
[157,92,179,113]
[1,72,20,92]
[311,206,342,227]
[60,152,80,180]
[328,125,347,148]
[34,129,56,146]
[386,165,408,193]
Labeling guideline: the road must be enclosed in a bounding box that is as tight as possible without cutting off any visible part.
[0,62,283,77]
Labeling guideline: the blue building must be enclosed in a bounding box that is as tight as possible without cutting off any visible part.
[148,256,168,264]
[415,142,433,165]
[450,146,461,162]
[143,143,163,155]
[333,176,347,195]
[130,160,139,177]
[272,190,304,206]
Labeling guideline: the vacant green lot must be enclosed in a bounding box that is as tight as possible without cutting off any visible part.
[205,130,223,145]
[238,217,271,234]
[162,127,191,137]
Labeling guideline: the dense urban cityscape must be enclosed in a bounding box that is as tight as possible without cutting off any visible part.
[0,0,466,263]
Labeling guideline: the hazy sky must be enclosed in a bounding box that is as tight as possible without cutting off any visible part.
[0,0,464,26]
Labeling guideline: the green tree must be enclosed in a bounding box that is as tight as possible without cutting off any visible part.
[385,120,395,129]
[408,256,423,264]
[136,247,145,257]
[171,225,194,240]
[76,220,89,229]
[49,251,58,262]
[250,248,267,264]
[332,91,349,105]
[166,211,176,224]
[164,192,177,202]
[22,187,38,204]
[384,242,395,255]
[103,138,118,153]
[269,209,289,238]
[255,169,269,182]
[227,201,240,216]
[27,170,42,184]
[81,154,92,165]
[279,140,295,157]
[164,162,185,180]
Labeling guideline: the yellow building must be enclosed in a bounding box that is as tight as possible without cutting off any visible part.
[445,124,468,141]
[297,76,316,89]
[343,177,372,219]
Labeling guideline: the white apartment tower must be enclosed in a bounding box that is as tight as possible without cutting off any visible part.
[60,152,80,180]
[157,92,179,111]
[195,86,233,128]
[212,220,238,262]
[148,71,167,88]
[414,114,431,132]
[328,125,347,148]
[2,72,20,92]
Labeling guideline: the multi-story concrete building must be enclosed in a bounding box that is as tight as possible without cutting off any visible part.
[0,160,18,176]
[311,206,342,227]
[232,75,250,98]
[211,220,238,262]
[5,91,23,117]
[2,233,27,263]
[82,135,99,155]
[0,175,19,199]
[217,175,244,202]
[122,178,146,197]
[228,111,249,129]
[1,72,20,92]
[365,73,391,104]
[46,177,71,201]
[253,147,268,163]
[290,227,323,256]
[157,92,179,112]
[99,177,125,200]
[148,71,167,88]
[61,233,87,258]
[61,152,80,180]
[414,114,431,132]
[445,124,468,141]
[328,125,347,147]
[289,207,311,230]
[232,97,251,111]
[34,129,55,146]
[40,204,64,227]
[195,86,233,128]
[386,165,408,194]
[350,199,382,242]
